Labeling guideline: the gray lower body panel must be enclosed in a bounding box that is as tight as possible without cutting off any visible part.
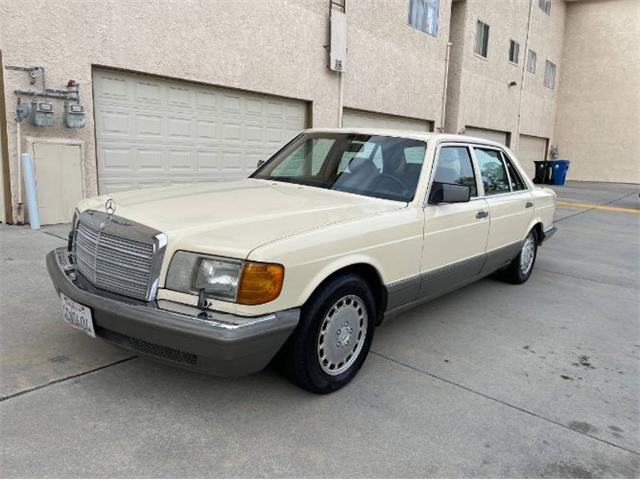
[47,248,299,376]
[384,240,523,321]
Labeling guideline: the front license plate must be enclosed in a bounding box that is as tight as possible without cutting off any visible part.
[60,293,96,338]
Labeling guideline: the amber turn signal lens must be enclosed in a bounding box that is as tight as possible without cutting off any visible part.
[237,262,284,305]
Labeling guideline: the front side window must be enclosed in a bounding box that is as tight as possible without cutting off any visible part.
[527,49,537,73]
[408,0,440,37]
[509,40,520,64]
[475,21,490,58]
[544,60,556,88]
[502,153,526,191]
[474,148,510,195]
[253,133,427,202]
[433,146,477,197]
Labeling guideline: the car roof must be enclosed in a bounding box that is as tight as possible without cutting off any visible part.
[304,127,507,149]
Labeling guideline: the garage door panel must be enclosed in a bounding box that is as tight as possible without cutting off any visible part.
[518,134,547,179]
[138,150,166,171]
[464,126,509,145]
[343,108,431,131]
[168,150,192,171]
[135,81,162,104]
[137,115,163,137]
[94,69,306,193]
[168,86,191,106]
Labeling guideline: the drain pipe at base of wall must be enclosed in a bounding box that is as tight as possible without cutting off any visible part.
[20,153,39,229]
[337,71,344,127]
[15,118,23,223]
[439,42,453,133]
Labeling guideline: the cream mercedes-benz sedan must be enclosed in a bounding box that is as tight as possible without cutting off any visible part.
[47,128,557,393]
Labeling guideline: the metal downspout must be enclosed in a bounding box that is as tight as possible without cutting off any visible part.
[440,42,453,132]
[514,0,535,154]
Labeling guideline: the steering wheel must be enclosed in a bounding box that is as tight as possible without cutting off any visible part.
[370,173,411,198]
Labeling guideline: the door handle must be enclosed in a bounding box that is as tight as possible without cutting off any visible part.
[476,211,489,219]
[525,201,534,208]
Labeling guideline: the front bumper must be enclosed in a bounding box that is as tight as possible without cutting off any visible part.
[46,248,299,376]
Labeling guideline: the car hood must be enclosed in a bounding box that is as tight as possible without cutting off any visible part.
[77,179,404,259]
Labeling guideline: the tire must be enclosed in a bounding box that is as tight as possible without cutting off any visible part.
[280,273,376,394]
[500,228,538,284]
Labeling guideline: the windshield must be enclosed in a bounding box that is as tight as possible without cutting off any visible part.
[251,133,428,202]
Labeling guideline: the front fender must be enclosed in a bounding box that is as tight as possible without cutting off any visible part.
[295,254,388,307]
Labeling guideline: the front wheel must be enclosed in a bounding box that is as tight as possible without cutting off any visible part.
[281,274,376,394]
[500,229,538,284]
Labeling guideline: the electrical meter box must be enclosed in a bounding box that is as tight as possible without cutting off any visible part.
[63,102,86,129]
[30,100,54,127]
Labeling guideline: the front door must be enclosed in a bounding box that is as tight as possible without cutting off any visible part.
[472,147,535,273]
[420,144,490,299]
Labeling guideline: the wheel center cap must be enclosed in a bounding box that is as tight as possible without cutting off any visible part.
[337,323,353,347]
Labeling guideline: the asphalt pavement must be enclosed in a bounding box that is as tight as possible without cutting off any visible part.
[1,181,638,477]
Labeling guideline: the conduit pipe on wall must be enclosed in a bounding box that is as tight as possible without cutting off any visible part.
[440,42,453,132]
[337,72,344,127]
[514,0,535,154]
[20,153,39,229]
[16,119,22,222]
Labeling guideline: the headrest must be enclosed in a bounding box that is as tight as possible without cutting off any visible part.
[348,156,372,173]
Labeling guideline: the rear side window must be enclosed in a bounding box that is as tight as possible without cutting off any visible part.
[474,148,510,195]
[503,153,526,191]
[433,146,477,197]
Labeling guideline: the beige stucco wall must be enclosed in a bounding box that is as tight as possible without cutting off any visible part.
[554,0,640,183]
[445,0,565,155]
[0,0,450,223]
[345,0,451,124]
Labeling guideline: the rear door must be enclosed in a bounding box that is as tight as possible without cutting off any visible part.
[472,146,534,273]
[420,143,490,299]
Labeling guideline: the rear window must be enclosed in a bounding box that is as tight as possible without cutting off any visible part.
[474,148,510,195]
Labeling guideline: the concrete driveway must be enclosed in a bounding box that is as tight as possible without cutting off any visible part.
[1,181,638,477]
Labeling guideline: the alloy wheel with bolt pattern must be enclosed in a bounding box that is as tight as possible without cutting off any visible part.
[280,273,376,394]
[500,227,538,284]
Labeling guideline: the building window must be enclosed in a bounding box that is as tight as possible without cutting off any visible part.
[509,40,520,64]
[474,21,490,58]
[544,60,556,88]
[527,49,537,73]
[408,0,440,37]
[538,0,551,15]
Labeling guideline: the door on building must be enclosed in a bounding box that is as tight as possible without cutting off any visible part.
[342,108,431,132]
[517,134,548,179]
[32,143,84,225]
[93,69,308,193]
[464,126,510,146]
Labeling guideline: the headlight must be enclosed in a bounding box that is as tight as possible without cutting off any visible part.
[165,251,284,305]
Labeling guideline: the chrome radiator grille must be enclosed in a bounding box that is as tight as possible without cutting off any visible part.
[73,212,164,301]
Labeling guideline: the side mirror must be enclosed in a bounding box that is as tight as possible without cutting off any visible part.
[256,160,265,168]
[428,182,471,204]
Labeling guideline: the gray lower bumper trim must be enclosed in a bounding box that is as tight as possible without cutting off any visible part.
[46,248,299,376]
[542,225,557,243]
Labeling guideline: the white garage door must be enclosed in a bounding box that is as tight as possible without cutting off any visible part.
[517,134,548,179]
[343,108,431,132]
[93,69,307,193]
[464,126,509,146]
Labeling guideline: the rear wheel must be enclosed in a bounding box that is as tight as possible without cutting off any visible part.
[281,273,376,394]
[500,229,538,284]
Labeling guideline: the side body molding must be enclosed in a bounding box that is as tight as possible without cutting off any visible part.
[383,240,523,321]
